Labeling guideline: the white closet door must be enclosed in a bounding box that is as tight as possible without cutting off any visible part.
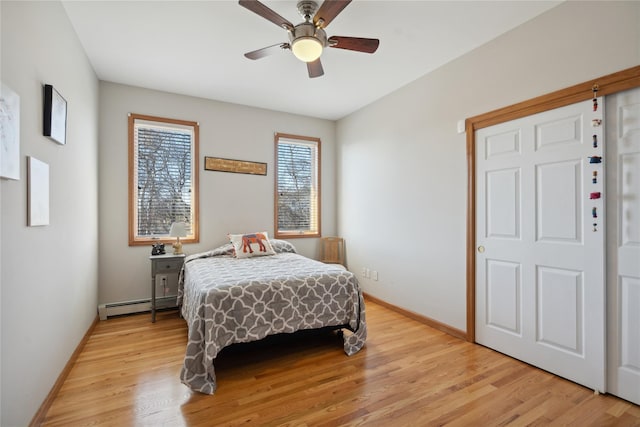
[476,99,605,392]
[606,87,640,405]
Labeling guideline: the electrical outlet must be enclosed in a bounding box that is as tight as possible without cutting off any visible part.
[372,270,378,281]
[155,274,168,296]
[361,267,367,277]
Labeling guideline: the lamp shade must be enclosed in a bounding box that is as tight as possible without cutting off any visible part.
[169,222,187,238]
[291,37,323,62]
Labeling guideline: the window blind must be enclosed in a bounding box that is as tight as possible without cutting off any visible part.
[276,137,319,235]
[134,121,194,237]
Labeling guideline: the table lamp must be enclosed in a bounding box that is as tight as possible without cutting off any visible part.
[169,222,187,255]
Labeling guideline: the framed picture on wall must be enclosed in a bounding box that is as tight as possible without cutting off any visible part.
[43,84,67,145]
[0,82,20,180]
[28,156,49,226]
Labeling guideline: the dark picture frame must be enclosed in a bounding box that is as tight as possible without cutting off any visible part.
[204,156,267,176]
[43,84,67,145]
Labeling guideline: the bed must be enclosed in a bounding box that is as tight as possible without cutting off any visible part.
[177,238,367,394]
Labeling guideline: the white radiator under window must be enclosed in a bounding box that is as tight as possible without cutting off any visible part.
[98,297,178,320]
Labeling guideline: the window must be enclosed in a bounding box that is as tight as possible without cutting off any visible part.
[128,114,199,246]
[274,133,321,238]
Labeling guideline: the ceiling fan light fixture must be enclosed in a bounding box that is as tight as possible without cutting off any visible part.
[292,37,323,62]
[240,0,379,77]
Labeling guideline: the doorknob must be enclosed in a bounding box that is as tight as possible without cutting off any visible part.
[477,246,485,253]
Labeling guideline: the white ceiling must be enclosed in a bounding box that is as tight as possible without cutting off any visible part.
[62,0,561,120]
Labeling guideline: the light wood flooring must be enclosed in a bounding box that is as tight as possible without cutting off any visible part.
[41,300,639,426]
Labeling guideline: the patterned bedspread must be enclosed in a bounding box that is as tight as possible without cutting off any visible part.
[177,244,367,394]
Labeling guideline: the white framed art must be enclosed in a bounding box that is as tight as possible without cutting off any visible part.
[0,82,20,180]
[28,156,49,226]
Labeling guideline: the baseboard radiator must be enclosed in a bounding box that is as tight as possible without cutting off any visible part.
[98,297,177,320]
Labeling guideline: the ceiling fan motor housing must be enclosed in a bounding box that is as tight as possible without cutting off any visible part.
[289,22,327,47]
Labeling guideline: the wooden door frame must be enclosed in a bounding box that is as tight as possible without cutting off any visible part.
[464,65,640,342]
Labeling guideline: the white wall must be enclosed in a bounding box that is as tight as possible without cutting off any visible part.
[98,82,336,304]
[337,1,640,331]
[0,1,99,425]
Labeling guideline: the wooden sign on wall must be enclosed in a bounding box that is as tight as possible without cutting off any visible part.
[204,156,267,176]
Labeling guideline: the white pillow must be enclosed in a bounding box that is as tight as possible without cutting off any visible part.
[269,239,297,254]
[228,232,276,259]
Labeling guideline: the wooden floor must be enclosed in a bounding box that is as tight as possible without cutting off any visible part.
[41,300,639,426]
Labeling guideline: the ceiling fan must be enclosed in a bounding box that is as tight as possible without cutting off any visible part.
[239,0,380,78]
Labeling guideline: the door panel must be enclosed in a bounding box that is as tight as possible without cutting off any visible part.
[487,168,520,239]
[535,114,582,151]
[536,266,582,355]
[536,161,581,242]
[606,88,640,404]
[485,130,520,159]
[620,277,640,370]
[486,259,521,334]
[476,99,605,392]
[620,152,640,247]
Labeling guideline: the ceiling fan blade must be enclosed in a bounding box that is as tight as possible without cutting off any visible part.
[328,36,379,54]
[244,43,290,60]
[239,0,293,30]
[307,59,324,78]
[313,0,351,28]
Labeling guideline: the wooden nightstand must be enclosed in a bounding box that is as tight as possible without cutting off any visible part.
[149,253,185,322]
